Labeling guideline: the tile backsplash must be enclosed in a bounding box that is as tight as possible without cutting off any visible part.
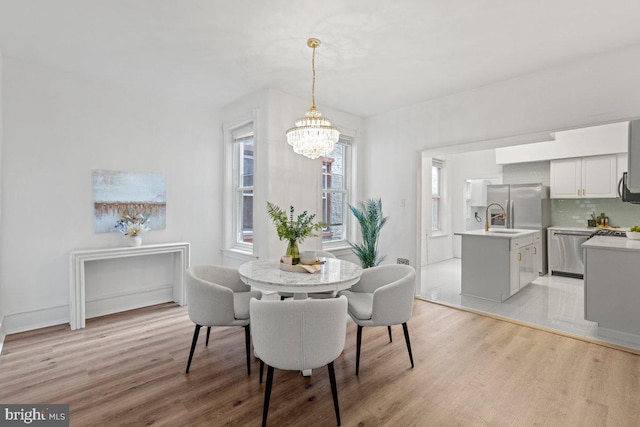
[551,198,640,227]
[503,161,551,186]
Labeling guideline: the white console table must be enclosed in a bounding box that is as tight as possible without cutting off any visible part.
[69,242,190,330]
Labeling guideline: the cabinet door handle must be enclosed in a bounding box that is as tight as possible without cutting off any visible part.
[534,247,537,255]
[518,253,522,261]
[582,188,586,196]
[577,189,580,196]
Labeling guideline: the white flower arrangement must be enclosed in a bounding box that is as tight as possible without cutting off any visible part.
[115,214,150,236]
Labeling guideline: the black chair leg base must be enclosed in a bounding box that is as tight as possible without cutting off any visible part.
[185,324,201,373]
[356,325,363,376]
[262,366,275,427]
[328,361,341,425]
[402,322,414,368]
[245,325,251,375]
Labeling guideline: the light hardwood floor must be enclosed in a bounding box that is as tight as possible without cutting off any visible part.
[1,300,639,426]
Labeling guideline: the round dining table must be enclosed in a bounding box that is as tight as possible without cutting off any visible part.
[238,258,362,299]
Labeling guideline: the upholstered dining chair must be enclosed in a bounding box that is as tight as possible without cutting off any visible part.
[185,265,262,374]
[339,264,416,376]
[279,250,337,300]
[250,296,348,427]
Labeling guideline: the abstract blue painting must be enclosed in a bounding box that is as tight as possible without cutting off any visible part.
[93,170,166,233]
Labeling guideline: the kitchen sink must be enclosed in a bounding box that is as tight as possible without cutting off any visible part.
[487,230,521,234]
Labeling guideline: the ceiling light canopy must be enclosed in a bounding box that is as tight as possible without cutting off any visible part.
[286,38,340,159]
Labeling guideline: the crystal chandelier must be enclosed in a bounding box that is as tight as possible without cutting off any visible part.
[286,38,340,159]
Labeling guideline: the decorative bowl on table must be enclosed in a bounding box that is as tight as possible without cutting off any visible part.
[626,231,640,240]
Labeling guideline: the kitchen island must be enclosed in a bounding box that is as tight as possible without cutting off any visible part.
[455,229,542,302]
[583,235,640,341]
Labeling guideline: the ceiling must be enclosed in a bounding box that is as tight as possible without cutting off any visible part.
[2,0,640,117]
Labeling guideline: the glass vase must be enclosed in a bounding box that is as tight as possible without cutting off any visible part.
[286,239,300,265]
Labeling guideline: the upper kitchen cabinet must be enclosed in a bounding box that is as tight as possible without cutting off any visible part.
[550,155,617,198]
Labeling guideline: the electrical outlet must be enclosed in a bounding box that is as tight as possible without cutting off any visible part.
[397,258,409,265]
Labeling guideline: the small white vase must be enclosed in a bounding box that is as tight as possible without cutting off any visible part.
[128,235,142,247]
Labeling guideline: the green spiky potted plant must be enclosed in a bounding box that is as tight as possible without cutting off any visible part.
[348,198,388,268]
[267,202,322,265]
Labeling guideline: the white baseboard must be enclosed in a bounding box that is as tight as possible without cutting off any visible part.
[3,304,69,335]
[595,326,640,346]
[85,285,173,319]
[427,255,454,265]
[3,285,176,334]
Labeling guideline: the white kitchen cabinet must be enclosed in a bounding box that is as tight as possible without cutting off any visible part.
[532,233,541,275]
[584,237,640,338]
[509,233,539,296]
[617,153,628,175]
[550,158,581,198]
[519,245,536,289]
[509,249,520,296]
[550,155,617,198]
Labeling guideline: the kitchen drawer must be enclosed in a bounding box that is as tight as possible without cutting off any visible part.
[510,234,534,250]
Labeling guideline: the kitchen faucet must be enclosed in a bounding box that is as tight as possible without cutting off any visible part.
[485,203,507,232]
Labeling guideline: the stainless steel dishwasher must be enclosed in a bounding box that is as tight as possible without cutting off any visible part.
[548,229,592,278]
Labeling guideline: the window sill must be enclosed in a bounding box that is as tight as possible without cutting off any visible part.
[322,243,353,257]
[222,248,256,261]
[430,232,449,239]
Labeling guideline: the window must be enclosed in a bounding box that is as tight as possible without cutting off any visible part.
[432,159,443,232]
[322,140,350,243]
[232,125,254,246]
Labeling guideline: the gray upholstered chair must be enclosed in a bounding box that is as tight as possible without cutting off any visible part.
[339,264,416,375]
[279,250,337,300]
[250,296,348,427]
[185,265,262,374]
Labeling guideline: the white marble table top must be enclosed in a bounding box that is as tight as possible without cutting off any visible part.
[238,258,362,294]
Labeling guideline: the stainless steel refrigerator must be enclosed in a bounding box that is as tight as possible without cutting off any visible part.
[486,183,550,274]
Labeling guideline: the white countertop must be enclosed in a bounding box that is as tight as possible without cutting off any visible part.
[548,226,595,232]
[583,236,640,252]
[454,228,539,239]
[549,226,630,232]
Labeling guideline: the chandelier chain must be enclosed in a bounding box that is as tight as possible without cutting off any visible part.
[311,44,316,108]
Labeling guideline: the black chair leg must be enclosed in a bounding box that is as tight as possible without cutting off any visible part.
[356,325,363,376]
[262,366,275,427]
[259,360,264,383]
[205,326,211,346]
[244,325,251,375]
[328,361,341,426]
[387,325,392,343]
[185,324,201,373]
[402,322,414,368]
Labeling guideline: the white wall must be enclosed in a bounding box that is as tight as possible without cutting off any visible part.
[365,44,640,269]
[1,57,222,333]
[447,149,502,258]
